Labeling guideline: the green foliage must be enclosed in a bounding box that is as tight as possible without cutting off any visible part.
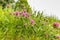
[0,0,15,8]
[0,6,60,40]
[0,0,60,40]
[15,0,32,13]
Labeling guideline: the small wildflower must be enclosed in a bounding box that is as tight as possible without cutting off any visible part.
[45,33,49,38]
[30,19,34,25]
[26,13,31,17]
[56,35,60,39]
[6,4,10,8]
[53,22,60,28]
[25,16,28,18]
[22,11,26,17]
[14,11,20,16]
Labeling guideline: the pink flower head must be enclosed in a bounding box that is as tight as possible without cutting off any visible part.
[45,33,49,38]
[6,4,10,8]
[10,12,12,15]
[25,14,31,18]
[22,11,26,17]
[53,22,59,28]
[14,11,20,16]
[26,13,31,17]
[56,35,60,39]
[30,19,34,25]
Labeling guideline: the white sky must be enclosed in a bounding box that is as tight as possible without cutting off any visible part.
[28,0,60,19]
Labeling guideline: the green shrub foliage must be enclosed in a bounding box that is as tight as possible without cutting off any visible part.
[15,0,32,13]
[0,0,14,8]
[0,6,60,40]
[0,0,60,40]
